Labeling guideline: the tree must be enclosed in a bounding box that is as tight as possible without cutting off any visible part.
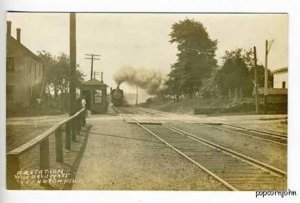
[38,51,84,98]
[216,48,275,100]
[166,19,218,98]
[37,51,84,111]
[215,49,251,98]
[244,49,273,88]
[165,65,185,101]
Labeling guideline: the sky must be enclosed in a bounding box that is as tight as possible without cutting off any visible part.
[6,13,288,100]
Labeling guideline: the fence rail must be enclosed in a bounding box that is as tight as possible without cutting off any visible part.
[7,108,86,189]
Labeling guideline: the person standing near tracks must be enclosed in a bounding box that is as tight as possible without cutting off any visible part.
[81,96,87,119]
[81,96,86,109]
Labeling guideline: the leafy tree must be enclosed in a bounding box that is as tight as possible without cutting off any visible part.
[198,68,219,98]
[38,50,84,98]
[216,48,275,99]
[244,49,273,88]
[165,65,185,101]
[215,49,251,97]
[167,19,218,98]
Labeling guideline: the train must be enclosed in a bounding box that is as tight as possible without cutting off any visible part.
[111,87,124,106]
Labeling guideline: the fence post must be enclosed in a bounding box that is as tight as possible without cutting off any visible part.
[40,138,49,186]
[79,113,83,127]
[83,109,86,125]
[40,138,50,170]
[77,116,81,135]
[7,154,21,189]
[82,110,86,126]
[71,119,76,141]
[55,127,63,163]
[65,121,71,150]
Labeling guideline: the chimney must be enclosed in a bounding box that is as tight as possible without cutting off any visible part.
[16,28,21,43]
[101,72,103,82]
[7,21,11,36]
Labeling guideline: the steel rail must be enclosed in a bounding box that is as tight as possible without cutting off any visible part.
[135,120,238,191]
[163,123,287,177]
[113,108,237,190]
[222,123,287,138]
[137,107,287,145]
[116,107,287,177]
[200,123,287,146]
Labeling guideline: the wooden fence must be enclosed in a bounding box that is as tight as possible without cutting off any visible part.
[6,108,86,189]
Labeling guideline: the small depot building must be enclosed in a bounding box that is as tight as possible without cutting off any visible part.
[80,78,108,114]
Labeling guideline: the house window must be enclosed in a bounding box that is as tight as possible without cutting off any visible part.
[7,85,14,102]
[6,57,14,72]
[94,90,102,104]
[282,81,286,89]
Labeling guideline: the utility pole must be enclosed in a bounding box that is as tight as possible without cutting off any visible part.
[93,71,99,79]
[69,13,76,116]
[254,46,259,114]
[69,13,77,143]
[264,39,274,100]
[85,54,100,80]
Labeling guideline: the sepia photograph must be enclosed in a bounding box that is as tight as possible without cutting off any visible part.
[5,12,289,192]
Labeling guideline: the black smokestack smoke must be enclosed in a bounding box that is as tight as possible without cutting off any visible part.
[114,66,162,95]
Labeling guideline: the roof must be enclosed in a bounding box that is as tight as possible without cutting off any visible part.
[81,79,107,86]
[7,35,41,62]
[272,67,288,74]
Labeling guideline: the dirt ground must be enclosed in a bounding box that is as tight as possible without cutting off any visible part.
[6,114,68,152]
[6,109,287,190]
[72,115,228,190]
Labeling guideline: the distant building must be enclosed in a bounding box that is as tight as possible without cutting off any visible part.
[272,67,288,89]
[80,75,108,114]
[6,21,44,109]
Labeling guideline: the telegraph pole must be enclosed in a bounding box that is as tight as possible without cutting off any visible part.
[69,13,77,143]
[264,39,274,100]
[69,13,76,116]
[253,46,259,114]
[93,71,100,79]
[85,54,100,80]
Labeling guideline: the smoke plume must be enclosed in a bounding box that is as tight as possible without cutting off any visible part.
[114,66,163,95]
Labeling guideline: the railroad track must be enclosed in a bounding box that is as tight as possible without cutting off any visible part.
[201,123,287,145]
[136,107,287,146]
[113,106,287,191]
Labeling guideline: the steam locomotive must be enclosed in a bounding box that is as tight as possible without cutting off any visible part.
[111,87,124,106]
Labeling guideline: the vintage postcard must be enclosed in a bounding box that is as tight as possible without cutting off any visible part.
[2,5,299,203]
[5,12,289,192]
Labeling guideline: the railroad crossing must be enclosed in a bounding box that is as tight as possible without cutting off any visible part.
[7,104,287,191]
